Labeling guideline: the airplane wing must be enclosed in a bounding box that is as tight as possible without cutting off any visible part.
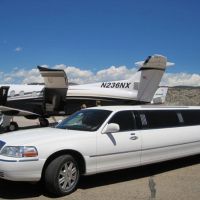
[0,105,39,117]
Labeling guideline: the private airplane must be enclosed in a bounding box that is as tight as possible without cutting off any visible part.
[0,54,172,131]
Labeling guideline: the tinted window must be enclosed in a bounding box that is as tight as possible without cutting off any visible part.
[56,109,111,131]
[181,110,200,126]
[141,110,179,129]
[109,111,135,131]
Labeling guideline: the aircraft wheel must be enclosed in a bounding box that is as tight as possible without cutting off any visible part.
[7,122,19,132]
[39,118,49,127]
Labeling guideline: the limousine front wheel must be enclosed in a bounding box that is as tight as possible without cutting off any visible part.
[44,155,80,196]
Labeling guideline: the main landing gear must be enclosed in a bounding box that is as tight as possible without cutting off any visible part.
[6,121,19,132]
[0,115,19,132]
[39,117,49,127]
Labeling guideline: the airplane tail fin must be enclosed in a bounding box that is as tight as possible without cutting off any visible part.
[133,54,172,103]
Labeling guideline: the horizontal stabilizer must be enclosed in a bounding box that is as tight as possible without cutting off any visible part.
[137,54,167,70]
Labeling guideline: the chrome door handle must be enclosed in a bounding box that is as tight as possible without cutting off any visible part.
[130,133,138,140]
[130,136,138,140]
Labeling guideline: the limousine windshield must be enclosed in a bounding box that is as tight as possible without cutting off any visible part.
[56,109,112,131]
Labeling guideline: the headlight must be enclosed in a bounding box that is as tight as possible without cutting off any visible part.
[0,146,38,158]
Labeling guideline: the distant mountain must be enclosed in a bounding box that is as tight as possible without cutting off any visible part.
[165,87,200,106]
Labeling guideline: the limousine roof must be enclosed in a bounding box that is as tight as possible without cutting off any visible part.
[88,105,200,112]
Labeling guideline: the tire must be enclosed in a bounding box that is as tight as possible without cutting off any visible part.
[44,155,80,197]
[7,122,18,132]
[39,118,49,127]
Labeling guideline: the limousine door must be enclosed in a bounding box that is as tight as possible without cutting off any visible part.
[139,110,200,164]
[96,111,141,172]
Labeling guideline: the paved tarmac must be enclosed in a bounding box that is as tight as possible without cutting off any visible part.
[0,117,200,200]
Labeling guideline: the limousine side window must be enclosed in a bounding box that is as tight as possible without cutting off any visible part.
[140,110,179,129]
[181,110,200,125]
[108,111,135,131]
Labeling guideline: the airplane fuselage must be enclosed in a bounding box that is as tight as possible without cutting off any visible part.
[0,81,139,116]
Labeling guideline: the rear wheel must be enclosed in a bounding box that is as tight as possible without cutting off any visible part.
[44,155,80,197]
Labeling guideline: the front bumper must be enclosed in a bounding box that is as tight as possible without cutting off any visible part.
[0,156,46,182]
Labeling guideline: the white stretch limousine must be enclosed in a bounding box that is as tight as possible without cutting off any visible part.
[0,105,200,196]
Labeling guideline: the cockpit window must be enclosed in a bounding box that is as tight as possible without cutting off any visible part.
[56,109,112,131]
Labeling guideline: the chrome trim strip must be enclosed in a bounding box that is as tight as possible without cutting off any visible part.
[19,159,39,162]
[90,140,200,158]
[0,158,39,162]
[0,159,17,162]
[143,140,200,152]
[90,149,141,158]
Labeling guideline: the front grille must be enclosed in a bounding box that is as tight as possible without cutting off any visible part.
[0,171,4,178]
[0,140,5,151]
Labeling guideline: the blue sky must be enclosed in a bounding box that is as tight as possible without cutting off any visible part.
[0,0,200,79]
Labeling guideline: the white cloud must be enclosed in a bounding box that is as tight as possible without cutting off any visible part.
[161,73,200,87]
[3,76,13,83]
[53,64,138,84]
[14,47,23,52]
[22,69,42,84]
[0,65,199,87]
[0,68,42,84]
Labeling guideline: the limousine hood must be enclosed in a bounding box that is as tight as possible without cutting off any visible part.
[0,127,86,146]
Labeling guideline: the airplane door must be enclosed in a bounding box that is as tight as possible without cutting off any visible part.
[38,66,68,114]
[96,111,141,172]
[0,86,9,105]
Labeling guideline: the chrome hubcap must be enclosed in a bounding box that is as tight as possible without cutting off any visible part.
[58,161,77,191]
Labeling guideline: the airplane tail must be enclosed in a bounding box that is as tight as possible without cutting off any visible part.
[132,54,171,103]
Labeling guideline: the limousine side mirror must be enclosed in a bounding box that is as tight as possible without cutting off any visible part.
[102,123,120,134]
